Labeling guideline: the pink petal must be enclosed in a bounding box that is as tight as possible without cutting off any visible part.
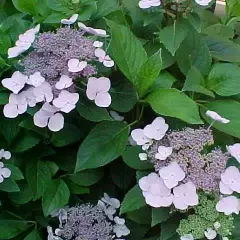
[103,59,114,68]
[139,177,150,191]
[97,77,111,92]
[139,1,151,9]
[48,113,64,132]
[95,48,106,58]
[173,197,188,210]
[95,92,111,107]
[86,77,98,100]
[3,104,18,118]
[33,110,49,128]
[220,181,234,195]
[2,168,11,178]
[61,103,75,113]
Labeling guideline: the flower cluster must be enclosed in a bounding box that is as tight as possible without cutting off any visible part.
[48,193,130,240]
[138,0,212,9]
[0,149,11,183]
[2,17,114,132]
[177,192,234,240]
[131,112,240,239]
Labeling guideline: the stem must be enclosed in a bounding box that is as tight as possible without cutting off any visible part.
[5,211,24,220]
[207,120,215,131]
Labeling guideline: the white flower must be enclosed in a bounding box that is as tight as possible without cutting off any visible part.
[78,22,108,37]
[220,166,240,194]
[227,143,240,163]
[216,196,240,215]
[206,110,230,124]
[139,172,173,208]
[61,14,78,25]
[8,25,40,58]
[51,207,69,228]
[27,71,45,87]
[204,228,217,240]
[101,193,120,209]
[131,129,151,146]
[53,90,79,113]
[86,77,112,107]
[68,58,87,73]
[0,162,11,183]
[3,92,28,118]
[0,149,11,160]
[173,181,199,210]
[142,140,154,150]
[47,226,62,240]
[98,200,116,220]
[213,222,221,230]
[155,146,172,160]
[55,75,73,90]
[180,234,194,240]
[143,117,169,140]
[195,0,212,6]
[33,82,53,103]
[94,48,114,68]
[33,103,64,132]
[7,47,26,58]
[22,88,37,107]
[113,216,130,238]
[109,110,124,121]
[159,162,185,189]
[139,0,161,9]
[2,71,27,94]
[93,41,104,48]
[139,153,148,161]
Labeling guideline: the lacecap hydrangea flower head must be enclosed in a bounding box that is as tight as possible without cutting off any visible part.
[131,113,240,240]
[2,15,115,132]
[47,193,130,240]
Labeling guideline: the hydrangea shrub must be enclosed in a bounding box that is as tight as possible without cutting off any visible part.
[0,0,240,240]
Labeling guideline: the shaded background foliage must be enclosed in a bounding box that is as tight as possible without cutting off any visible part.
[1,0,240,239]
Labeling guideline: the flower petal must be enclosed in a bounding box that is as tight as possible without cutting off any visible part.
[95,92,111,107]
[48,113,64,132]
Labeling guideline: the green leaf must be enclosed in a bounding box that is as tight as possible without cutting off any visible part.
[24,228,41,240]
[9,184,33,204]
[107,20,148,83]
[122,146,153,170]
[45,161,59,176]
[176,32,212,76]
[45,0,71,12]
[26,160,52,200]
[120,185,146,214]
[0,93,9,105]
[65,180,89,194]
[204,35,240,62]
[12,0,37,15]
[183,67,214,97]
[69,169,104,186]
[110,78,137,112]
[77,98,112,122]
[160,217,180,240]
[43,12,65,23]
[158,21,189,56]
[127,206,152,225]
[203,24,234,39]
[151,208,170,227]
[42,179,70,216]
[0,179,19,192]
[136,50,162,97]
[207,63,240,96]
[201,100,240,139]
[187,12,201,33]
[151,71,176,90]
[75,121,129,172]
[146,88,203,124]
[5,164,24,180]
[93,0,119,19]
[110,160,135,190]
[0,220,32,239]
[51,123,82,147]
[12,132,41,153]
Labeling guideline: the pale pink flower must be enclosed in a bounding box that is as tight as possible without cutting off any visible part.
[206,110,230,124]
[61,14,78,25]
[173,182,198,210]
[68,59,87,73]
[155,146,172,160]
[94,48,114,68]
[131,129,151,146]
[55,75,73,90]
[139,172,173,208]
[0,162,11,183]
[143,117,168,140]
[216,196,240,215]
[78,22,108,37]
[86,77,111,107]
[220,166,240,194]
[227,143,240,163]
[159,162,185,189]
[139,0,161,9]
